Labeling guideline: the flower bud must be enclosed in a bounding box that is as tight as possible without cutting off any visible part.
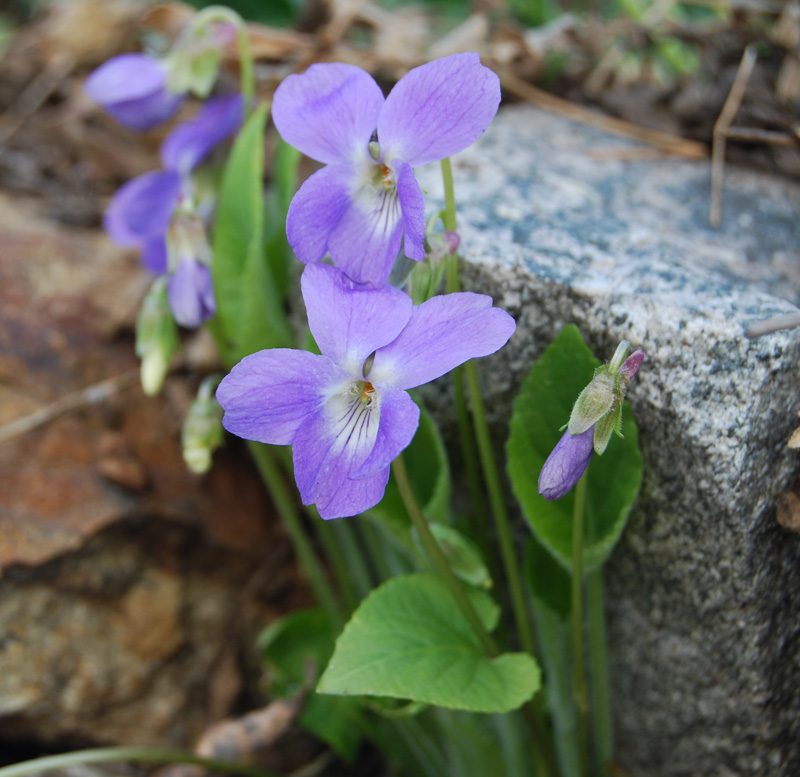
[136,277,178,396]
[539,427,595,500]
[84,53,183,131]
[165,19,234,99]
[182,377,224,474]
[540,341,645,500]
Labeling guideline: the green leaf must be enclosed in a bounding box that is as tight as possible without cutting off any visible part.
[416,523,492,589]
[211,104,291,365]
[259,609,361,762]
[264,139,300,302]
[318,574,540,713]
[506,325,643,571]
[525,538,582,777]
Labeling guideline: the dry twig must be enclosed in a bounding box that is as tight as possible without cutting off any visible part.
[709,45,757,226]
[497,67,708,159]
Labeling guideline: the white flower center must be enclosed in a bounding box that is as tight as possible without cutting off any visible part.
[326,380,380,459]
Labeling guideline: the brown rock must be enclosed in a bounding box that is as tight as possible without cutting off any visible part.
[0,193,297,747]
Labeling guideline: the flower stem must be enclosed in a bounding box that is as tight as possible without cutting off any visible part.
[0,748,280,777]
[392,454,497,656]
[247,441,342,624]
[192,6,255,108]
[440,158,535,659]
[571,472,589,775]
[587,567,612,774]
[464,361,536,658]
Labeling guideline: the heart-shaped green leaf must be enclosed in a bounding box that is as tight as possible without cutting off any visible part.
[318,574,540,713]
[506,325,643,571]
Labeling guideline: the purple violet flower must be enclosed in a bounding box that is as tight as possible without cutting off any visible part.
[272,53,501,288]
[104,93,243,327]
[538,349,645,501]
[217,264,516,519]
[85,53,184,131]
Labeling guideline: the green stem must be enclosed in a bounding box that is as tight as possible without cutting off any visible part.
[587,567,612,774]
[441,162,483,524]
[464,360,536,657]
[247,441,341,623]
[440,157,458,233]
[571,473,589,775]
[315,518,359,613]
[392,454,497,656]
[440,157,535,658]
[0,748,280,777]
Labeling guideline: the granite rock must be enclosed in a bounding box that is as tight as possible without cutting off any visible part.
[417,105,800,777]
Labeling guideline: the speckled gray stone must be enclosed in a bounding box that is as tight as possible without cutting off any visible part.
[416,105,800,777]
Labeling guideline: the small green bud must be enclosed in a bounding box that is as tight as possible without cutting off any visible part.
[182,377,224,474]
[136,277,178,396]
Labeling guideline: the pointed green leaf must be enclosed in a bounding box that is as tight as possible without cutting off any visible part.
[318,574,539,713]
[506,325,643,571]
[211,104,291,365]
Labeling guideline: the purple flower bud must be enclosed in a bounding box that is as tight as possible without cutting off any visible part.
[538,427,595,501]
[443,230,460,256]
[85,54,183,131]
[619,350,645,383]
[168,256,216,328]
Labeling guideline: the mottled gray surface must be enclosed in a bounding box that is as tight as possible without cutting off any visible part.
[417,105,800,777]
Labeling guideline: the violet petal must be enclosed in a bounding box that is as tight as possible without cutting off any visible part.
[301,264,412,376]
[286,164,353,266]
[538,427,595,501]
[328,184,405,287]
[167,258,216,328]
[161,93,244,174]
[272,63,384,166]
[104,170,182,247]
[85,54,182,131]
[370,292,516,390]
[350,383,420,479]
[394,159,425,262]
[142,237,168,275]
[217,349,346,445]
[292,390,386,519]
[377,53,501,168]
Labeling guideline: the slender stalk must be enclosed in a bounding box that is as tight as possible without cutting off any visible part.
[442,167,487,528]
[331,519,375,597]
[315,519,359,613]
[464,361,536,657]
[440,157,535,658]
[392,454,497,656]
[440,157,458,233]
[0,748,280,777]
[247,441,341,623]
[571,473,589,774]
[233,18,255,110]
[587,568,613,774]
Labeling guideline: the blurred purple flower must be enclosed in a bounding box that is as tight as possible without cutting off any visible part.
[104,94,243,327]
[85,53,183,131]
[272,53,501,288]
[217,264,516,519]
[538,349,645,501]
